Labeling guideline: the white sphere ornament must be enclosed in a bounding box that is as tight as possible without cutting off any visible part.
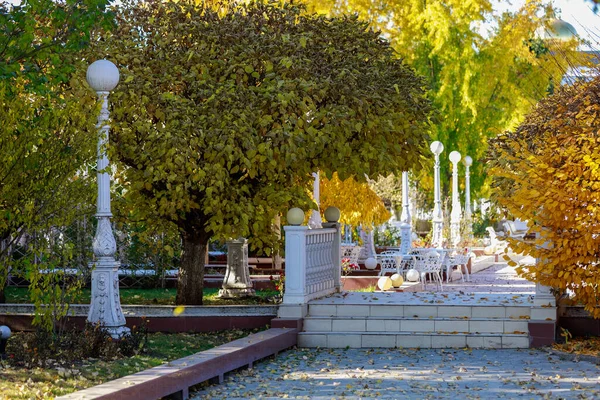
[430,141,444,155]
[324,206,340,222]
[377,276,393,291]
[406,269,420,282]
[464,155,473,167]
[390,273,404,287]
[0,325,11,339]
[365,257,377,270]
[449,150,461,163]
[87,59,120,92]
[286,208,305,226]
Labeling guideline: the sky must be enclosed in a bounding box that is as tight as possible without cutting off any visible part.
[498,0,600,48]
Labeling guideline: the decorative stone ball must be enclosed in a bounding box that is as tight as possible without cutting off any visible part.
[390,273,404,288]
[406,269,420,282]
[364,257,378,270]
[86,60,120,92]
[324,206,340,223]
[0,325,11,339]
[286,207,305,225]
[377,276,392,291]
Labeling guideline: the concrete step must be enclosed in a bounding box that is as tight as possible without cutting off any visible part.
[297,331,529,349]
[303,316,529,334]
[308,303,531,319]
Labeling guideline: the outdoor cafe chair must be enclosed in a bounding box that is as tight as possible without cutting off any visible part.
[412,250,444,291]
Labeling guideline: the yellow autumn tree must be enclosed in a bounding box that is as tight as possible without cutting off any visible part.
[320,173,390,227]
[488,75,600,318]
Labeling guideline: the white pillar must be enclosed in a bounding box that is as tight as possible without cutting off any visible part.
[308,172,323,229]
[86,60,129,338]
[464,155,473,240]
[430,141,444,248]
[400,171,412,254]
[449,151,462,247]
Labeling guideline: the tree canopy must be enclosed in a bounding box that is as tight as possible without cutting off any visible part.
[301,0,584,206]
[101,0,432,304]
[0,0,113,301]
[488,76,600,318]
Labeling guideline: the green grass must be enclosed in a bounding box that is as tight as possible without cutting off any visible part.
[4,287,280,305]
[1,329,262,399]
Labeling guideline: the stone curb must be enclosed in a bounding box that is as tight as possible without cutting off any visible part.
[56,327,298,400]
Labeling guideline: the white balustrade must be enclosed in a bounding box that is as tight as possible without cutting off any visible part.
[280,223,341,317]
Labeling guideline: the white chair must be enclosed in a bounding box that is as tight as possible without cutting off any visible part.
[412,250,444,291]
[503,220,527,239]
[446,252,470,282]
[377,250,402,276]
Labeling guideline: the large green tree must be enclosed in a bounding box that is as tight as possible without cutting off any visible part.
[100,0,432,305]
[0,0,114,302]
[302,0,583,206]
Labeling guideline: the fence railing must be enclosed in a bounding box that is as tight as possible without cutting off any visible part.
[281,223,341,310]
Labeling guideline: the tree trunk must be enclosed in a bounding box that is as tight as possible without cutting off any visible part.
[176,229,209,305]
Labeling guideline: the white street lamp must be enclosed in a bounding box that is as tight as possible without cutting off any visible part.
[308,171,323,229]
[449,150,462,247]
[430,141,444,248]
[464,155,473,240]
[86,60,129,339]
[400,171,412,254]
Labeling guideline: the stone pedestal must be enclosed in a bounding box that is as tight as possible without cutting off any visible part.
[219,238,255,298]
[88,258,129,338]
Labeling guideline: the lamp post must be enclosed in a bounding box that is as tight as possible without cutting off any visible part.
[430,141,444,248]
[400,171,412,254]
[86,60,129,339]
[308,171,323,229]
[449,150,462,247]
[464,155,473,240]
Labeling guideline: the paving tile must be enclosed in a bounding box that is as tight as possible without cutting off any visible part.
[297,334,327,348]
[472,306,505,318]
[437,306,472,318]
[327,334,361,348]
[482,336,503,349]
[503,320,528,334]
[469,320,504,333]
[336,305,370,317]
[332,319,366,332]
[403,305,438,318]
[362,334,396,348]
[502,335,529,349]
[370,305,404,317]
[466,336,484,348]
[401,319,435,333]
[396,334,431,348]
[303,318,332,332]
[431,335,466,348]
[309,305,337,317]
[435,320,469,333]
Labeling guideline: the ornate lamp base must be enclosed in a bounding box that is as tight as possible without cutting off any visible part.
[218,239,255,299]
[88,258,130,339]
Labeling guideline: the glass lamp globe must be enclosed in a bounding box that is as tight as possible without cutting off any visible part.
[430,141,444,155]
[449,151,461,164]
[87,60,120,92]
[464,155,473,167]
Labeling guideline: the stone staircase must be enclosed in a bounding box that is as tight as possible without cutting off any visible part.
[297,292,536,349]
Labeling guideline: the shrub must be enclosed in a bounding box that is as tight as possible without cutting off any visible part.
[488,75,600,317]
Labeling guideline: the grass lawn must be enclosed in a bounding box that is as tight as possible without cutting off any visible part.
[4,287,280,305]
[1,329,262,399]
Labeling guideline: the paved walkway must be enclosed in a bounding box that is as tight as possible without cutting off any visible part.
[191,255,591,399]
[443,255,536,294]
[191,347,600,399]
